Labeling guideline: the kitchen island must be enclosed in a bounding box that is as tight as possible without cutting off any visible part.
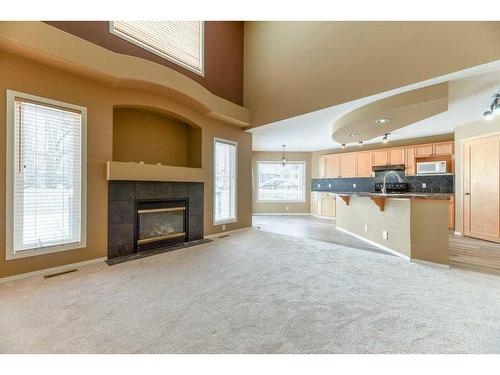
[333,192,451,265]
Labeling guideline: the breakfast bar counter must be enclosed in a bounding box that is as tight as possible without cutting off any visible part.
[334,194,450,265]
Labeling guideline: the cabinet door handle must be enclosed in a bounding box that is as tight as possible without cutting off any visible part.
[464,192,470,196]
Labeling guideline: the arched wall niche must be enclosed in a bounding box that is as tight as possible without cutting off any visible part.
[112,105,202,168]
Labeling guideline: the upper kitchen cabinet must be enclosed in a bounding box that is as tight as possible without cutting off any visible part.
[355,151,372,177]
[389,148,405,165]
[372,150,389,166]
[406,147,416,176]
[415,142,453,157]
[322,154,340,178]
[340,153,356,178]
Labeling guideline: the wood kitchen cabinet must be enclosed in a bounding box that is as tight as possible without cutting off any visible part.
[355,151,372,177]
[389,148,405,165]
[372,150,388,166]
[319,193,336,217]
[311,192,319,215]
[340,153,356,178]
[415,142,453,158]
[324,154,340,178]
[405,147,416,176]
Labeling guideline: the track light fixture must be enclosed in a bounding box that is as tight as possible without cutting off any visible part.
[341,143,346,148]
[382,133,389,143]
[483,92,500,121]
[358,141,363,146]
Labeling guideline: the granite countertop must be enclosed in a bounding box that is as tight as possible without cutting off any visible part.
[319,191,453,201]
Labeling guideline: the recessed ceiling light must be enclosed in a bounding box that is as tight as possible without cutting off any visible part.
[376,118,390,124]
[348,133,359,137]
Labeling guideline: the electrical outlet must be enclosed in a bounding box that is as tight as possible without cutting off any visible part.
[222,224,226,231]
[286,206,290,211]
[382,230,388,240]
[328,183,332,188]
[353,183,357,188]
[364,224,368,232]
[317,183,320,188]
[422,183,427,189]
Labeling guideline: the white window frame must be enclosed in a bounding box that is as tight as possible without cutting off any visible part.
[109,21,205,76]
[5,90,87,260]
[213,137,238,226]
[256,161,307,203]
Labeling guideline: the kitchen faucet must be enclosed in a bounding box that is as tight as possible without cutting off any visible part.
[381,171,403,194]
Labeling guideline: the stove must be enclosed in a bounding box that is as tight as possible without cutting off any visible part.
[374,182,409,194]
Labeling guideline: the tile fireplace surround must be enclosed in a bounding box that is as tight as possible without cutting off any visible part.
[108,181,204,259]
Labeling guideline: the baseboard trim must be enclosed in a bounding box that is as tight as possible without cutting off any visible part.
[204,226,252,239]
[411,259,450,269]
[0,257,107,284]
[252,212,312,216]
[336,226,411,260]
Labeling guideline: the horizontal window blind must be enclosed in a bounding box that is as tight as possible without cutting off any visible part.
[111,21,204,74]
[214,139,237,224]
[257,162,306,202]
[13,97,83,252]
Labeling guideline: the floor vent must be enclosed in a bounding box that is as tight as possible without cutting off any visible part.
[44,269,78,279]
[218,234,230,239]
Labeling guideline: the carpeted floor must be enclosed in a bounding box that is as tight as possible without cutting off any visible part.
[1,228,500,353]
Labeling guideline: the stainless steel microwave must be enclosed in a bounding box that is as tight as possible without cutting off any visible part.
[416,161,446,174]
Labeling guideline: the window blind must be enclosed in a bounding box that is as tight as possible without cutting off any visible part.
[257,162,306,202]
[13,98,83,252]
[214,139,237,224]
[111,21,204,75]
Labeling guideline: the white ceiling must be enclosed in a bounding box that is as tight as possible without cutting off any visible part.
[249,60,500,152]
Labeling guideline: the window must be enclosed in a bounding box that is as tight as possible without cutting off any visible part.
[213,138,237,225]
[5,90,86,260]
[110,21,204,75]
[257,161,306,202]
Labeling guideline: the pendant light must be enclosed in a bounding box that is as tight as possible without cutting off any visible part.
[280,145,288,167]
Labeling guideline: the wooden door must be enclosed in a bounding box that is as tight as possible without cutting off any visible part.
[433,142,454,156]
[448,196,455,230]
[372,150,389,166]
[340,153,356,178]
[326,154,340,178]
[415,144,433,157]
[389,148,405,165]
[355,151,372,177]
[405,147,416,176]
[463,135,500,242]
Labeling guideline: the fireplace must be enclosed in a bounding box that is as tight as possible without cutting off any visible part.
[136,199,188,251]
[108,181,204,259]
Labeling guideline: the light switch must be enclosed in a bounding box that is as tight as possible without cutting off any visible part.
[364,224,368,232]
[382,230,388,240]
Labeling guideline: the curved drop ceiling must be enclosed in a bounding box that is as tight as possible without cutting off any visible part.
[331,83,448,144]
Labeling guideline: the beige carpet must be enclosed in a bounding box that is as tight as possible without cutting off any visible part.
[1,228,500,353]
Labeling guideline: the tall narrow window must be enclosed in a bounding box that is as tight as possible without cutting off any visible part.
[214,138,237,225]
[5,90,86,260]
[110,21,204,75]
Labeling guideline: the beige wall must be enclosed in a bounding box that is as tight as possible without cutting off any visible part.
[0,50,252,278]
[252,151,311,214]
[244,21,500,127]
[113,107,202,168]
[311,134,454,178]
[454,118,500,234]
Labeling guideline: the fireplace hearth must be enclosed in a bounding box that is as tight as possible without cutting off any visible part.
[108,181,204,259]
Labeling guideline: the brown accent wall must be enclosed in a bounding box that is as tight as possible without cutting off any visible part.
[113,107,202,168]
[252,151,311,214]
[0,50,252,279]
[44,21,244,106]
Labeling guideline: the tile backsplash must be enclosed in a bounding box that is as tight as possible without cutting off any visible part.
[312,170,454,194]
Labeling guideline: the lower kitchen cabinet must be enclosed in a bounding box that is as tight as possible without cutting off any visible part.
[311,192,336,217]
